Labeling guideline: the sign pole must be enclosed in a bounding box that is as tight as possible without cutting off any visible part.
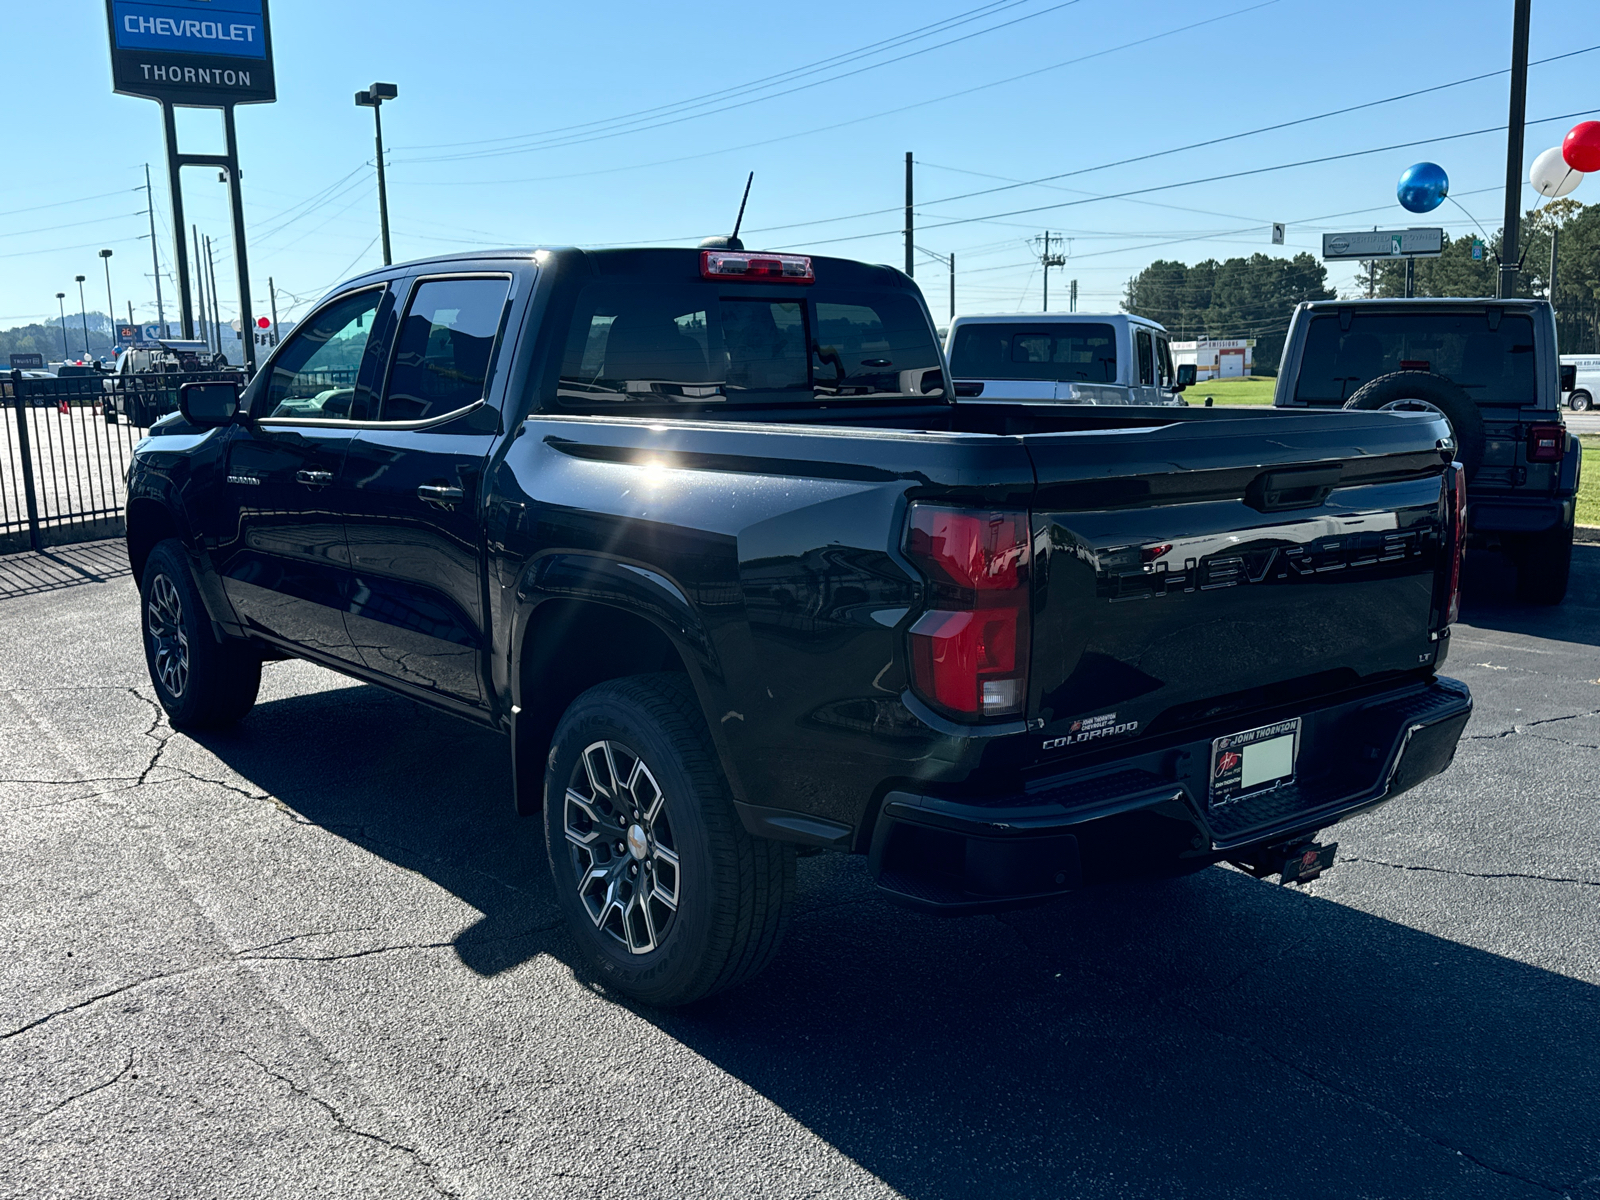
[1405,256,1415,298]
[222,107,257,373]
[162,103,195,340]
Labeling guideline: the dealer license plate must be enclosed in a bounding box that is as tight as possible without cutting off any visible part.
[1210,718,1301,807]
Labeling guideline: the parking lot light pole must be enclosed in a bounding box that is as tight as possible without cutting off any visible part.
[55,293,68,360]
[99,250,115,350]
[75,275,90,359]
[356,83,398,266]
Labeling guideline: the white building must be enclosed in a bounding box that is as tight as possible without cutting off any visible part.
[1171,338,1255,381]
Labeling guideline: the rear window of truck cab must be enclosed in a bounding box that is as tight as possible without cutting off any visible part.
[948,322,1117,383]
[1293,310,1537,405]
[555,275,944,409]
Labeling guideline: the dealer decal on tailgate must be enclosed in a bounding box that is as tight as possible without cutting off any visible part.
[1043,712,1139,750]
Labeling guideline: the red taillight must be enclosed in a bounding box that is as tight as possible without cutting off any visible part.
[1446,463,1466,626]
[700,250,814,283]
[905,505,1030,717]
[1527,423,1565,463]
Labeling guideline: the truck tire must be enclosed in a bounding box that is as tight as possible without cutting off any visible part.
[544,673,795,1007]
[1570,391,1592,412]
[140,539,261,728]
[1344,371,1486,481]
[1511,520,1574,605]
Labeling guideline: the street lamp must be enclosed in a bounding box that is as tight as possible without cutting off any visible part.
[74,275,91,360]
[355,82,398,266]
[55,292,68,360]
[99,250,115,351]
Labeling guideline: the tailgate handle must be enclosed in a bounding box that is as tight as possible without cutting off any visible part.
[1245,465,1343,512]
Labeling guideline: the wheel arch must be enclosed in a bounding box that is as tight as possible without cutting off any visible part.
[508,554,738,815]
[125,496,184,583]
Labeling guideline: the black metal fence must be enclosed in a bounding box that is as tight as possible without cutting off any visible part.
[1,367,246,554]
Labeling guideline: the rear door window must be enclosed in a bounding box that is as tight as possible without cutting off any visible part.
[557,282,940,407]
[948,322,1117,383]
[380,276,511,422]
[1135,330,1154,386]
[1294,311,1538,404]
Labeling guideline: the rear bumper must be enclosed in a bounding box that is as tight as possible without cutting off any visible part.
[868,676,1472,913]
[1468,496,1571,535]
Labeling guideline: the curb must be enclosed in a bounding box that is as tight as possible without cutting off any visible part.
[1577,526,1600,544]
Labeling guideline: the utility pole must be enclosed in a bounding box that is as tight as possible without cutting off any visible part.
[1499,0,1532,299]
[205,235,222,358]
[1367,259,1376,299]
[1070,279,1078,313]
[1405,256,1416,298]
[55,293,68,360]
[948,252,955,321]
[192,225,206,350]
[143,164,165,336]
[904,152,914,278]
[1549,226,1559,317]
[1038,231,1066,311]
[128,301,135,330]
[269,276,280,345]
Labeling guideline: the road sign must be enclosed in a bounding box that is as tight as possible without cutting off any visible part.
[1271,223,1285,245]
[106,0,276,107]
[1471,239,1485,261]
[1322,228,1444,260]
[9,353,44,370]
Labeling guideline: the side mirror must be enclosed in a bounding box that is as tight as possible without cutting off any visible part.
[1175,363,1197,391]
[1560,364,1577,393]
[178,380,240,427]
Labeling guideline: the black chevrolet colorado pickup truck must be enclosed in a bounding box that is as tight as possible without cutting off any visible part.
[1275,297,1578,603]
[127,246,1472,1005]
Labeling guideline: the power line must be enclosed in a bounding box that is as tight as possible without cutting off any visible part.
[405,1,1087,163]
[398,0,1036,153]
[397,0,1276,184]
[779,107,1600,249]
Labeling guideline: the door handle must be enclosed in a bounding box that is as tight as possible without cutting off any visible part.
[418,484,465,507]
[296,469,333,487]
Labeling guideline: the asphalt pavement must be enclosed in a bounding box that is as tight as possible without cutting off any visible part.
[1,540,1596,1199]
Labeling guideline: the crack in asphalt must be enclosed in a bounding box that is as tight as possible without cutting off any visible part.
[1341,855,1600,889]
[240,1051,460,1198]
[1164,999,1577,1197]
[1465,706,1600,743]
[0,1050,135,1143]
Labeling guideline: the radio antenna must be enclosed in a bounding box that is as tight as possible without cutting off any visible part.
[731,172,753,243]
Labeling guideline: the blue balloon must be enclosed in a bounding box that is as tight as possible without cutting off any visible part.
[1398,162,1449,213]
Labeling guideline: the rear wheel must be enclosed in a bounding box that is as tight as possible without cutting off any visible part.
[544,673,794,1007]
[141,539,261,728]
[1511,520,1574,605]
[1570,391,1592,413]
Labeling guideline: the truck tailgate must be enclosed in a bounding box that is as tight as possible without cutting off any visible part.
[1023,409,1453,751]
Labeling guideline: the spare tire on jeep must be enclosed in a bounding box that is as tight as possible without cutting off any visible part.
[1343,371,1487,481]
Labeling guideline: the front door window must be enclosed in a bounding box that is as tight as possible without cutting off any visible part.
[261,288,384,420]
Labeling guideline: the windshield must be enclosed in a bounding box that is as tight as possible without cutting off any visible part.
[1294,311,1537,404]
[949,322,1117,383]
[556,281,943,408]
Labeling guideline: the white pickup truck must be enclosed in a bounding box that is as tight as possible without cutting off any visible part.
[944,312,1193,405]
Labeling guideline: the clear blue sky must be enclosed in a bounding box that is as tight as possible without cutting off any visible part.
[3,0,1595,332]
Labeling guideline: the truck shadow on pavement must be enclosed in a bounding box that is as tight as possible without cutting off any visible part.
[198,680,1600,1200]
[1459,543,1600,647]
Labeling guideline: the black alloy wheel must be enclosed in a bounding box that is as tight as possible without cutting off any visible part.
[140,539,261,728]
[544,673,794,1007]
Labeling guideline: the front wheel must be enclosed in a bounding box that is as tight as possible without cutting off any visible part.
[140,539,261,728]
[544,673,795,1007]
[1511,521,1574,605]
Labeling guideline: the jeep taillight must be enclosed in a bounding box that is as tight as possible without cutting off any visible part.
[1446,462,1466,626]
[1528,423,1565,463]
[904,505,1030,718]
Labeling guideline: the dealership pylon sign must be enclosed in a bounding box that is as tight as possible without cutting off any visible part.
[107,0,275,106]
[105,0,274,373]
